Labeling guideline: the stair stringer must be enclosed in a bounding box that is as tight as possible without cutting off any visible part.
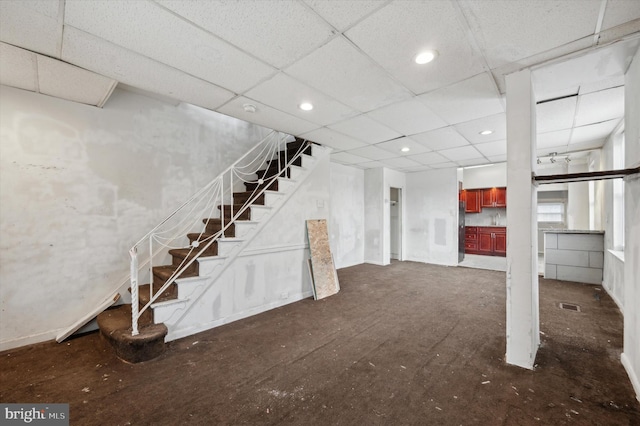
[152,144,332,342]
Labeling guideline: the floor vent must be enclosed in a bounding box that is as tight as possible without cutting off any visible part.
[559,302,581,312]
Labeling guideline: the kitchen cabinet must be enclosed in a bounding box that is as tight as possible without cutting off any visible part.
[481,187,507,208]
[464,226,478,254]
[462,190,481,213]
[477,227,506,257]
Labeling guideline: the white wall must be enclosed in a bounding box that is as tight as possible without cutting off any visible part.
[462,162,506,189]
[165,153,332,341]
[364,168,384,265]
[405,168,459,266]
[566,163,589,230]
[329,162,364,269]
[621,47,640,402]
[0,85,272,350]
[600,136,625,309]
[383,168,406,264]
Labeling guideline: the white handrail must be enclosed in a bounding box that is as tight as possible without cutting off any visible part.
[129,132,310,335]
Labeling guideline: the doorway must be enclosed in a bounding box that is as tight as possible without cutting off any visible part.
[390,187,402,261]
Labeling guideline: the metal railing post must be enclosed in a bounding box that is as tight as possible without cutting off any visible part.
[130,247,139,336]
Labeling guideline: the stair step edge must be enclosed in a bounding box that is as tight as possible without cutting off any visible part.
[217,237,245,243]
[151,298,189,309]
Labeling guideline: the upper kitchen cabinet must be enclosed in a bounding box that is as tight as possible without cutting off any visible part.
[481,187,507,208]
[461,189,481,213]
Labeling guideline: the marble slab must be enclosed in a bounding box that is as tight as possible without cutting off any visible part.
[306,219,340,300]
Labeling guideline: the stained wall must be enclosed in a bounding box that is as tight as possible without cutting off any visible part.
[0,85,272,350]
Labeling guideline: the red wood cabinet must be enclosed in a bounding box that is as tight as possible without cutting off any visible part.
[481,187,507,208]
[476,227,506,257]
[462,190,481,213]
[464,226,478,254]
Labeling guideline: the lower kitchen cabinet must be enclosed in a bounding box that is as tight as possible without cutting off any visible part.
[476,227,506,257]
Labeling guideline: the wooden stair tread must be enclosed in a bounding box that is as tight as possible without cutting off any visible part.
[153,265,198,280]
[138,283,177,305]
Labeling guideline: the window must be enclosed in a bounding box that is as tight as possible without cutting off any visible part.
[537,202,565,223]
[613,133,625,250]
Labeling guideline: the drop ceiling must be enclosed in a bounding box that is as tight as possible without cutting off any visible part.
[0,0,639,172]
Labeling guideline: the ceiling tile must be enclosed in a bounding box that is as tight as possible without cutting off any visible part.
[0,42,37,91]
[285,37,413,112]
[537,145,569,157]
[347,145,399,161]
[568,139,608,151]
[331,151,371,165]
[602,0,640,30]
[419,73,504,125]
[327,114,401,144]
[574,86,625,127]
[357,160,386,169]
[439,145,483,162]
[474,140,506,157]
[487,154,507,163]
[65,0,275,93]
[244,73,357,126]
[402,165,433,173]
[299,127,368,152]
[0,0,63,57]
[158,0,333,69]
[570,119,620,144]
[409,126,470,151]
[62,27,235,111]
[457,158,490,167]
[303,0,387,31]
[216,96,320,136]
[380,157,421,168]
[579,76,624,95]
[454,113,506,144]
[536,96,577,133]
[537,129,571,149]
[532,38,639,101]
[365,98,447,135]
[411,152,450,165]
[345,0,486,94]
[37,55,116,106]
[430,161,458,169]
[460,0,601,69]
[374,137,431,156]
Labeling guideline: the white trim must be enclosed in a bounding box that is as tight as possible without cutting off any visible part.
[365,260,386,266]
[239,243,308,257]
[621,352,640,403]
[608,249,625,262]
[165,290,313,342]
[0,329,64,352]
[601,282,625,314]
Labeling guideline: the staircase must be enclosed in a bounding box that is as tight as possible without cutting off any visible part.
[97,136,327,362]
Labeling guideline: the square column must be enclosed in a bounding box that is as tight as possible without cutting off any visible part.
[505,69,540,369]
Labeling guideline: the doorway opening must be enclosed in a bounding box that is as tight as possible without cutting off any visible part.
[390,187,402,261]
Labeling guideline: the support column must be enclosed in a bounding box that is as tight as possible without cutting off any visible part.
[505,69,540,369]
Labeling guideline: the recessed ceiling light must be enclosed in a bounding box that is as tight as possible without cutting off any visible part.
[299,102,313,111]
[401,147,410,152]
[479,130,493,135]
[415,50,438,65]
[243,103,257,113]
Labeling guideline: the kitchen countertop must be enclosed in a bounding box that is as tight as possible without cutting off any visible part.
[542,229,604,234]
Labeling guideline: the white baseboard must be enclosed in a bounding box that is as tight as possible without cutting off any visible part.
[0,329,64,353]
[621,352,640,402]
[601,282,625,314]
[165,290,314,342]
[364,260,386,266]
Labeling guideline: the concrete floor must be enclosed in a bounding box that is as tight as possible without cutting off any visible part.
[1,261,638,425]
[457,253,545,274]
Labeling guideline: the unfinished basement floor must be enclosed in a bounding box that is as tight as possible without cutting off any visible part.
[1,261,639,425]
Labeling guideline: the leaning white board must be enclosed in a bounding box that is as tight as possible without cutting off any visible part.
[306,219,340,300]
